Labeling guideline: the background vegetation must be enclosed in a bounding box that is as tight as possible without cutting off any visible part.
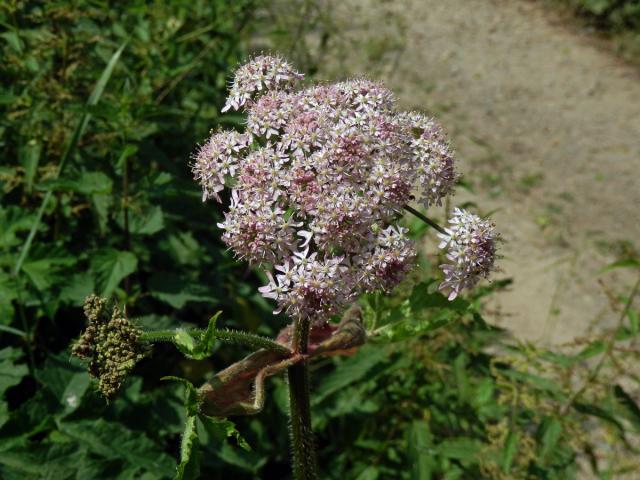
[558,0,640,62]
[1,1,640,479]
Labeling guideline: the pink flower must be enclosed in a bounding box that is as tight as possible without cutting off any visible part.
[191,56,475,320]
[222,55,303,113]
[437,208,498,300]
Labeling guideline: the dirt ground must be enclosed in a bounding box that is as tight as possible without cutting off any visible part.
[322,0,640,344]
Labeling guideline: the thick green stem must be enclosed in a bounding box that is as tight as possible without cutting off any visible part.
[287,317,318,480]
[139,327,290,353]
[404,205,447,235]
[139,330,181,343]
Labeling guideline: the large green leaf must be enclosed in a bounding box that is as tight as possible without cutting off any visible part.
[313,345,388,404]
[0,348,28,394]
[0,348,28,428]
[21,256,76,291]
[58,418,174,476]
[148,272,217,309]
[59,272,95,306]
[120,205,165,236]
[91,248,138,296]
[39,171,113,195]
[35,354,89,416]
[0,271,18,324]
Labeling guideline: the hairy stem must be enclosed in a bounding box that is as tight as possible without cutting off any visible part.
[139,330,183,343]
[288,316,318,480]
[139,327,290,353]
[404,205,447,235]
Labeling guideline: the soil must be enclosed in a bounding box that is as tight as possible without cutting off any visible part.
[322,0,640,344]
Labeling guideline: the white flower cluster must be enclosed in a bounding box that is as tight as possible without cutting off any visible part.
[437,208,498,300]
[192,55,493,320]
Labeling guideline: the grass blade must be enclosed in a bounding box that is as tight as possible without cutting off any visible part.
[13,42,127,277]
[0,324,27,337]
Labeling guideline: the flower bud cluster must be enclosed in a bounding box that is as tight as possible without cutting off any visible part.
[192,55,469,320]
[437,208,499,300]
[72,295,148,398]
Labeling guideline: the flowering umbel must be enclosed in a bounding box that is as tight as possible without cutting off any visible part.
[437,208,499,300]
[72,295,149,398]
[192,55,495,318]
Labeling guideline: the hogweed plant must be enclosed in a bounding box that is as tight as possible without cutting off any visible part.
[72,55,498,479]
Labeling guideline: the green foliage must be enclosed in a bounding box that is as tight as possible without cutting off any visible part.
[0,0,278,478]
[298,274,640,479]
[557,0,640,63]
[164,376,249,480]
[567,0,640,31]
[172,313,224,361]
[2,1,640,478]
[0,355,178,479]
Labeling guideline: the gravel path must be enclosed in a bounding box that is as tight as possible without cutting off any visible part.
[324,0,640,343]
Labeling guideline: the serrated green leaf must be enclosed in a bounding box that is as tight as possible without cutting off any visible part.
[120,205,165,235]
[170,313,282,360]
[59,272,95,306]
[196,313,221,358]
[0,347,28,394]
[198,414,251,451]
[0,347,28,429]
[0,271,18,324]
[149,272,217,309]
[22,256,76,291]
[91,248,137,296]
[0,444,85,478]
[41,171,113,195]
[175,415,200,480]
[174,330,197,356]
[35,354,89,416]
[57,418,174,476]
[0,206,35,250]
[161,376,199,414]
[214,441,265,473]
